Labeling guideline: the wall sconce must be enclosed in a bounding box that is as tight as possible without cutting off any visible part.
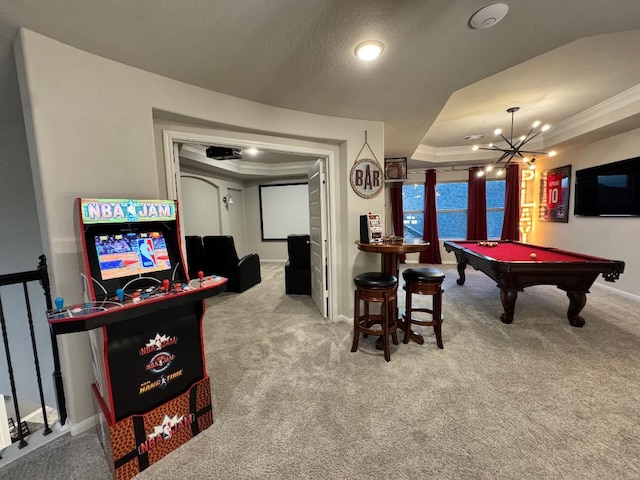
[223,194,234,209]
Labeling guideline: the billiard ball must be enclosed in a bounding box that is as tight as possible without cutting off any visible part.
[530,253,537,259]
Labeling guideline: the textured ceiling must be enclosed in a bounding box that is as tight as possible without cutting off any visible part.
[2,0,640,165]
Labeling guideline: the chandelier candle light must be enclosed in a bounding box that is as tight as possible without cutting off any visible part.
[473,107,556,176]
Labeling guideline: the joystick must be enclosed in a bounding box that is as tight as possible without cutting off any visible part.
[54,297,64,311]
[116,288,125,302]
[162,279,170,292]
[198,271,204,282]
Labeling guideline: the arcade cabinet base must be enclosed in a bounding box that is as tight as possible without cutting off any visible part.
[95,376,213,480]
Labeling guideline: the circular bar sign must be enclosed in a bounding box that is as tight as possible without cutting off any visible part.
[350,158,383,199]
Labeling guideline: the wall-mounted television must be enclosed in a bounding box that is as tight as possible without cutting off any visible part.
[574,158,640,217]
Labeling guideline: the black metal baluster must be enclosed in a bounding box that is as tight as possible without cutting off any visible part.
[38,255,67,426]
[0,296,28,449]
[23,282,52,435]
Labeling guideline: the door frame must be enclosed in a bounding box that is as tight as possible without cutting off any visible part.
[162,129,338,321]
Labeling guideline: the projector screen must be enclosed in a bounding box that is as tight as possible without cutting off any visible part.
[259,183,310,240]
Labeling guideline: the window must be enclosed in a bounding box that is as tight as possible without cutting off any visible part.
[486,180,506,239]
[436,182,468,239]
[402,179,505,240]
[402,184,424,239]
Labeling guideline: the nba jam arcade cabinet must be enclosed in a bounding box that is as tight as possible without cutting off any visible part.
[48,198,227,480]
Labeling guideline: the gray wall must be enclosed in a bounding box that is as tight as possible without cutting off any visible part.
[0,63,54,408]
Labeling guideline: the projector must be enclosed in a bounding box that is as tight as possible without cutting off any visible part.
[205,146,243,160]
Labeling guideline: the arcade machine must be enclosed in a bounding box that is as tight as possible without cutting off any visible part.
[47,198,227,480]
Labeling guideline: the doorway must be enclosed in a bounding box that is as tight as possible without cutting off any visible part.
[162,129,338,321]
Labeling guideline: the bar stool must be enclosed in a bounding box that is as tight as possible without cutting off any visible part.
[402,267,445,348]
[351,272,398,362]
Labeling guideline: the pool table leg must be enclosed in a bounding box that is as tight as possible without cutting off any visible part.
[455,262,467,285]
[499,289,517,324]
[566,291,586,327]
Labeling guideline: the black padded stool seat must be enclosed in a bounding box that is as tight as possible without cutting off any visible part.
[351,272,398,362]
[354,272,398,288]
[402,267,445,283]
[402,267,445,349]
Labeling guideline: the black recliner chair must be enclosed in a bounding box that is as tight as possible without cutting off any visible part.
[203,235,261,292]
[184,235,207,279]
[285,234,311,295]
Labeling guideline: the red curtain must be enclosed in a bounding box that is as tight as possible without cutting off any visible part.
[389,184,406,263]
[419,169,442,264]
[467,167,487,240]
[501,164,521,241]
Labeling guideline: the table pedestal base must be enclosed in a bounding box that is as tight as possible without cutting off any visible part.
[376,318,424,348]
[397,318,425,344]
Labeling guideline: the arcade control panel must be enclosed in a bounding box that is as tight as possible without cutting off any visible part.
[47,272,227,334]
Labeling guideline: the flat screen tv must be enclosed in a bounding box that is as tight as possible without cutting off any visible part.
[574,158,640,216]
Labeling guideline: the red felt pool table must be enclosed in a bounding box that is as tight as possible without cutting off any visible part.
[443,240,625,327]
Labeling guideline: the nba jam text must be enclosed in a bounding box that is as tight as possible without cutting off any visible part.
[138,413,195,454]
[139,333,179,356]
[81,199,176,224]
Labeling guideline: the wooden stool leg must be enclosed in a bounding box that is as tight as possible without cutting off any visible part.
[383,291,391,362]
[363,301,370,337]
[388,294,398,345]
[434,290,443,349]
[391,322,399,345]
[351,289,360,352]
[403,287,412,344]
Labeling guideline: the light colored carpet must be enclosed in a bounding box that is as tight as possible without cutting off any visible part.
[1,262,638,479]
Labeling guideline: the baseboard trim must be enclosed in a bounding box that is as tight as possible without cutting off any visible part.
[593,279,640,301]
[69,414,98,436]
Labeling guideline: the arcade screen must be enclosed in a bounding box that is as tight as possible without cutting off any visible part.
[94,231,172,281]
[81,220,186,300]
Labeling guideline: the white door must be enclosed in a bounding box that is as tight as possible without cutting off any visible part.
[308,159,328,317]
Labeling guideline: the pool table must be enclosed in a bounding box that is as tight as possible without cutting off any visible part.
[443,240,625,327]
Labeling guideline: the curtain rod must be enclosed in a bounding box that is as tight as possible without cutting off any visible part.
[407,165,491,174]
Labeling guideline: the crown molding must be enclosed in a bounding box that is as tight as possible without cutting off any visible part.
[180,144,314,179]
[413,144,503,163]
[414,84,640,160]
[546,83,640,146]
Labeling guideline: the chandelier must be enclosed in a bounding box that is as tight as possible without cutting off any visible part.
[472,107,556,174]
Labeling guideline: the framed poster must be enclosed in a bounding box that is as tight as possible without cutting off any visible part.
[539,165,571,222]
[384,157,407,180]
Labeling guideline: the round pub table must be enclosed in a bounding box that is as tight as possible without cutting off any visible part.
[356,239,429,345]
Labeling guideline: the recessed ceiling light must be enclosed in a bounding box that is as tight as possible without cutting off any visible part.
[245,147,259,156]
[469,3,509,29]
[355,40,384,61]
